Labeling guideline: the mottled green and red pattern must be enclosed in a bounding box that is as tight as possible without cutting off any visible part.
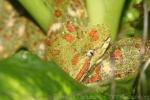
[47,0,88,36]
[85,38,150,84]
[0,0,48,60]
[47,23,110,82]
[0,0,150,85]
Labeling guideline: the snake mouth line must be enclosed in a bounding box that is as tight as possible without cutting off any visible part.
[75,53,106,82]
[75,58,90,81]
[81,57,105,82]
[75,36,111,82]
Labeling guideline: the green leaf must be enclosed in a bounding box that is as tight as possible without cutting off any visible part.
[18,0,54,32]
[0,51,85,99]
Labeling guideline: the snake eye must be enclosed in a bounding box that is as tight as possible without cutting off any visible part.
[86,50,95,57]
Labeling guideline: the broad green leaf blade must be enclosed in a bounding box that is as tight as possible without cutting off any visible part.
[0,51,85,100]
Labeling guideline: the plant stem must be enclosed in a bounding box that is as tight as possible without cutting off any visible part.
[143,0,149,41]
[86,0,125,40]
[18,0,53,32]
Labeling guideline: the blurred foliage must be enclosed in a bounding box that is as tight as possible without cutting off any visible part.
[148,0,150,10]
[130,60,150,99]
[18,0,53,32]
[146,63,150,95]
[119,0,143,37]
[0,51,86,99]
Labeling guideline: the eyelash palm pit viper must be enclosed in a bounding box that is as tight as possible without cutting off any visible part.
[0,0,149,85]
